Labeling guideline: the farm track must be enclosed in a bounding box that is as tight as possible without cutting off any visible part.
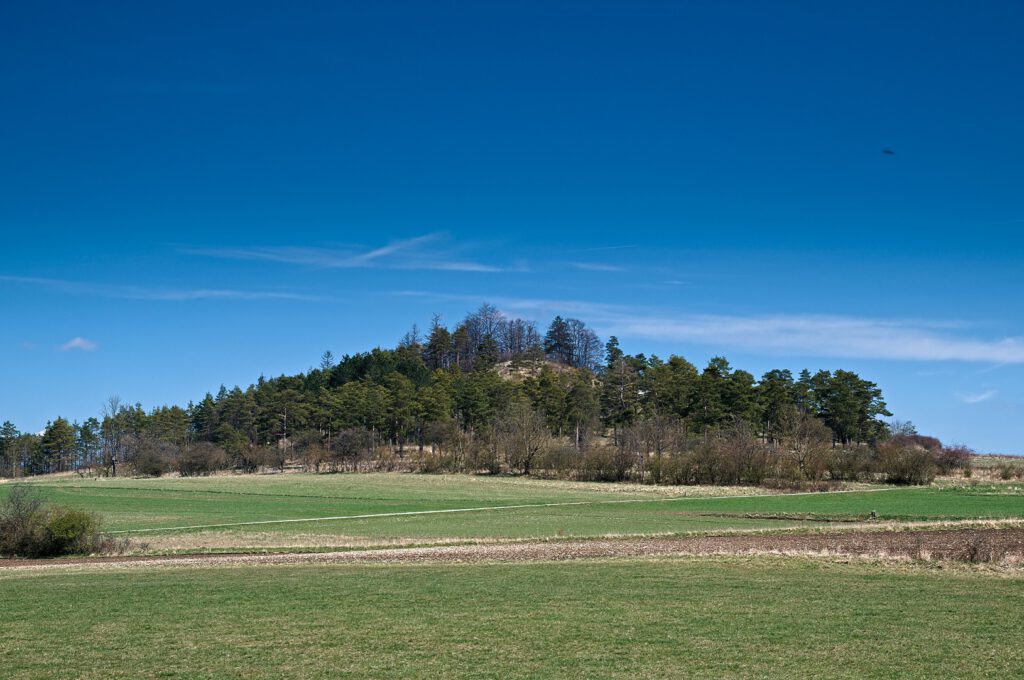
[4,527,1024,570]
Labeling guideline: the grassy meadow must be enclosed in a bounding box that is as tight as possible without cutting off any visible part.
[3,473,1023,678]
[2,473,1022,552]
[2,556,1023,679]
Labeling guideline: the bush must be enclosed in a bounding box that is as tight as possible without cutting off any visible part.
[933,444,973,475]
[657,452,694,485]
[176,442,229,477]
[42,506,102,555]
[578,445,637,482]
[874,441,936,485]
[996,464,1018,481]
[536,446,581,479]
[890,433,942,452]
[133,447,171,477]
[0,486,45,557]
[409,448,461,474]
[0,486,104,558]
[826,447,873,482]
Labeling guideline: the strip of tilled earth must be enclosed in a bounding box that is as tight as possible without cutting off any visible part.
[3,528,1022,570]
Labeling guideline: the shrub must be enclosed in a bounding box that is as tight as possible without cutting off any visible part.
[874,440,936,485]
[410,448,461,474]
[0,486,104,558]
[890,433,942,452]
[580,447,634,482]
[826,447,873,481]
[176,442,229,477]
[124,436,179,477]
[41,506,102,555]
[464,434,500,475]
[133,447,171,477]
[997,464,1016,481]
[0,486,46,557]
[934,444,973,475]
[537,446,581,479]
[657,452,695,485]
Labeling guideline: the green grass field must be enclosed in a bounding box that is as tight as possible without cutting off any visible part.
[3,473,1023,678]
[2,557,1022,679]
[3,474,1022,552]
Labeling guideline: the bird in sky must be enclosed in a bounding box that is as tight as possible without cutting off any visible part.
[882,148,896,155]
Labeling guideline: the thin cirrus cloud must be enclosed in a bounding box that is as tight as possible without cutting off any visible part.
[961,390,999,404]
[0,276,321,302]
[59,337,97,352]
[399,293,1024,364]
[185,233,505,273]
[570,262,627,273]
[610,314,1024,363]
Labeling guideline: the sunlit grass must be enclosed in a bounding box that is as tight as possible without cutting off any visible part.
[3,474,1022,553]
[2,556,1022,679]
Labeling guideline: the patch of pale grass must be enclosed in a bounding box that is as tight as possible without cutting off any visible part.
[491,477,785,497]
[132,518,1024,554]
[140,531,521,552]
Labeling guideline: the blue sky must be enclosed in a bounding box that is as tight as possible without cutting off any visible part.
[2,1,1022,453]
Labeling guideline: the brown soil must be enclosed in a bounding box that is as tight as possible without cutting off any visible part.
[4,527,1023,571]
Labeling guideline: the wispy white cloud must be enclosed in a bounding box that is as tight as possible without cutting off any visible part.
[570,262,626,273]
[0,276,321,302]
[397,292,1024,364]
[602,314,1024,363]
[60,337,97,352]
[961,389,998,404]
[186,233,504,273]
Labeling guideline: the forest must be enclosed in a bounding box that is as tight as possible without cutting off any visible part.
[0,304,966,486]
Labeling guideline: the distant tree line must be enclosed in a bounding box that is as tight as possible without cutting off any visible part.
[1,304,969,486]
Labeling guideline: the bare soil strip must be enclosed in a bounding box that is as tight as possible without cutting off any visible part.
[4,528,1023,571]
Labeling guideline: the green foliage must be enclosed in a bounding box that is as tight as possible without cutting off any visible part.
[0,420,20,476]
[4,305,903,483]
[40,417,76,474]
[0,486,103,557]
[810,369,892,444]
[42,506,101,553]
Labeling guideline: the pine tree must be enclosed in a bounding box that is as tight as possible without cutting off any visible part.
[544,316,572,365]
[41,417,77,473]
[0,421,20,476]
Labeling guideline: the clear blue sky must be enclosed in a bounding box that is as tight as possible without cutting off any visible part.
[2,1,1022,453]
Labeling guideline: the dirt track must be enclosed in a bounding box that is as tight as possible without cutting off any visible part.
[3,527,1023,571]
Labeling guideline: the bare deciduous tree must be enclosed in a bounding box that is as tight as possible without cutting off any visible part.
[493,401,551,475]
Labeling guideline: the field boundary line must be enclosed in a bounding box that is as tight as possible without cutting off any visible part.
[108,487,901,534]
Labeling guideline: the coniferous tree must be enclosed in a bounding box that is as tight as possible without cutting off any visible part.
[76,418,102,469]
[0,421,20,476]
[425,315,453,370]
[757,369,795,445]
[41,417,77,473]
[544,316,572,365]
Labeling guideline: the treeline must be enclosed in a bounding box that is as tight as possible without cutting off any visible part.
[1,305,968,486]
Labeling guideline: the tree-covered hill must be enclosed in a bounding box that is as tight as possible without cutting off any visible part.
[3,304,961,485]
